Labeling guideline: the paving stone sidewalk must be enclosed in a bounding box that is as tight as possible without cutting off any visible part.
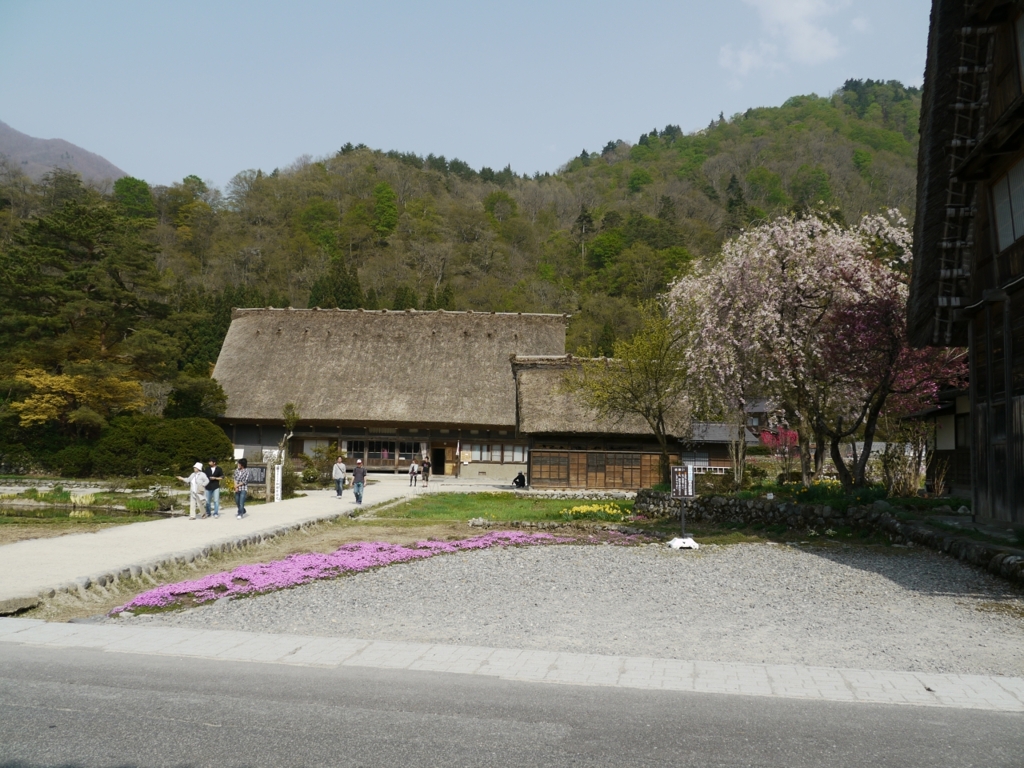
[1,617,1021,712]
[0,477,424,612]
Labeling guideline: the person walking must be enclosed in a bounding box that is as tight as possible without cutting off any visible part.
[332,455,347,498]
[421,456,431,489]
[352,459,367,504]
[409,458,419,487]
[204,458,224,518]
[234,458,250,519]
[177,462,209,520]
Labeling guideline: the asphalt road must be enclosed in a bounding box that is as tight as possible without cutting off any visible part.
[0,644,1019,768]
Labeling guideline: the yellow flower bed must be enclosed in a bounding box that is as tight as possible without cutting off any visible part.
[559,503,629,522]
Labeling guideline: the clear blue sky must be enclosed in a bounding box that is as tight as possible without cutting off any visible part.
[0,0,931,190]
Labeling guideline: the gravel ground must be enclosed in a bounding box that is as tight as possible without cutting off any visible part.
[130,542,1024,676]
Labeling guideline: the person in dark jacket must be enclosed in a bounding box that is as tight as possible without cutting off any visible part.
[352,459,368,504]
[512,471,526,488]
[204,458,224,518]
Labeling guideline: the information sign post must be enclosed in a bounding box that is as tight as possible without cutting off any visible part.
[670,464,695,536]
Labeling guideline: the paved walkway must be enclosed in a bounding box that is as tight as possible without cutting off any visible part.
[1,618,1021,713]
[0,475,435,612]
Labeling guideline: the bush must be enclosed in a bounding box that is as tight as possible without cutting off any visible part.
[746,445,771,456]
[301,466,319,483]
[53,444,93,477]
[697,473,737,495]
[92,415,233,476]
[281,468,300,499]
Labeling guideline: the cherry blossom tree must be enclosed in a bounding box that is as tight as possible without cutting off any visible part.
[668,210,965,491]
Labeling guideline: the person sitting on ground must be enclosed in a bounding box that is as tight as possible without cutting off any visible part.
[512,471,527,488]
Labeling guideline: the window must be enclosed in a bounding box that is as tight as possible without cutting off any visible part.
[368,440,395,460]
[465,443,527,463]
[955,414,970,449]
[398,442,421,460]
[302,439,329,456]
[345,440,364,458]
[504,444,527,462]
[992,157,1024,251]
[680,452,710,467]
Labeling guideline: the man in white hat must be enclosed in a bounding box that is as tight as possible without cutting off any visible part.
[177,462,210,520]
[352,459,367,504]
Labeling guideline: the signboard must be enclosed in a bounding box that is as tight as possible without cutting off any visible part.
[273,463,283,503]
[671,464,695,498]
[246,465,268,485]
[460,450,472,463]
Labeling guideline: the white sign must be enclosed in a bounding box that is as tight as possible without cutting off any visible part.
[274,463,283,503]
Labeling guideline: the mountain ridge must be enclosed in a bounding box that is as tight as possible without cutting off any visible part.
[0,120,126,184]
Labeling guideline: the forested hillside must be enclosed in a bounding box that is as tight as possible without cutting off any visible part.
[0,79,920,473]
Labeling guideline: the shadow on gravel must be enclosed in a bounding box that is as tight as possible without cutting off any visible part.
[793,544,1024,599]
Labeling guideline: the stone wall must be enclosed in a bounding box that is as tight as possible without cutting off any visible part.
[635,491,1024,585]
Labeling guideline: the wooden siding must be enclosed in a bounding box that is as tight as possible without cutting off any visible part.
[529,449,662,490]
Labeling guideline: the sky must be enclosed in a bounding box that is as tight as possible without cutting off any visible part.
[0,0,932,190]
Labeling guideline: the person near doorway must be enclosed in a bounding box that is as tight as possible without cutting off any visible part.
[234,458,249,519]
[204,458,224,518]
[177,462,209,520]
[512,471,527,488]
[332,455,347,498]
[421,456,431,488]
[409,458,419,486]
[353,459,367,504]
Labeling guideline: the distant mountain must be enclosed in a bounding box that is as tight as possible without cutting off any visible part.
[0,120,126,183]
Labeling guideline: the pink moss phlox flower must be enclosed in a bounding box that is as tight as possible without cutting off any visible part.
[112,530,571,614]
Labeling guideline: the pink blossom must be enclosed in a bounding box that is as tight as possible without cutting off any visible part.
[112,531,576,614]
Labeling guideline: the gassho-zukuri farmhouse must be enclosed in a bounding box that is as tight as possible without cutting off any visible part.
[211,308,753,489]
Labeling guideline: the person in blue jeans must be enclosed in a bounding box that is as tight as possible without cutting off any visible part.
[234,457,249,519]
[204,458,224,518]
[352,459,367,504]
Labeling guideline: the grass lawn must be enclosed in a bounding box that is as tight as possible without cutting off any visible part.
[372,492,633,522]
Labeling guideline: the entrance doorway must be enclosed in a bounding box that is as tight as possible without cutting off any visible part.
[431,448,447,476]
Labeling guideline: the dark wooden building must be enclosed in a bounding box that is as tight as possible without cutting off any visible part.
[909,0,1024,522]
[511,356,755,489]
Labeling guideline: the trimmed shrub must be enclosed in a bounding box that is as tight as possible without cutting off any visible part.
[53,444,94,477]
[92,416,232,476]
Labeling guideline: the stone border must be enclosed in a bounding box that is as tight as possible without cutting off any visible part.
[0,509,357,616]
[635,490,1024,585]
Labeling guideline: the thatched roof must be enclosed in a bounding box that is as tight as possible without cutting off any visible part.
[214,309,567,427]
[512,356,687,437]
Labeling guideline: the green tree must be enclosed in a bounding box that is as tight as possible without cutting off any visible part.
[392,284,419,310]
[163,375,228,419]
[0,195,170,372]
[307,260,364,309]
[627,168,653,193]
[373,182,399,238]
[113,176,157,219]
